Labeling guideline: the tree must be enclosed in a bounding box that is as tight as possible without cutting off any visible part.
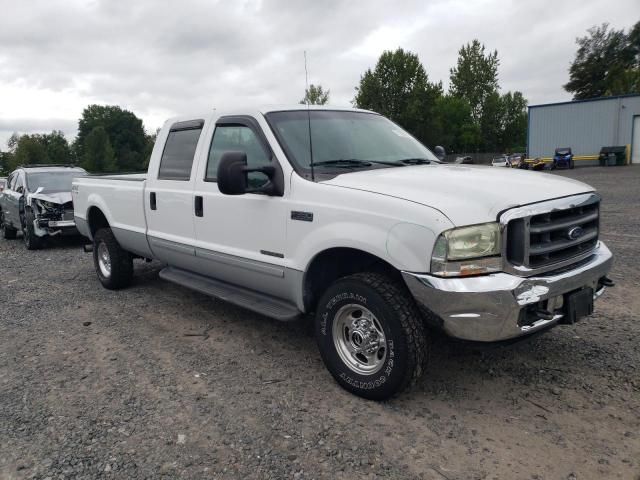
[41,130,72,164]
[74,105,147,172]
[449,40,499,122]
[479,91,504,152]
[300,84,330,105]
[354,48,442,145]
[501,91,527,151]
[13,135,49,169]
[431,95,479,152]
[564,22,640,99]
[81,126,117,173]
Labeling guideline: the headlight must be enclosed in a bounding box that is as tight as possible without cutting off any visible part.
[431,222,501,277]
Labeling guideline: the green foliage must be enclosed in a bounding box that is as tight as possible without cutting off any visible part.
[81,126,117,173]
[431,95,479,152]
[353,48,442,147]
[449,39,499,122]
[3,131,73,171]
[300,84,330,105]
[74,105,147,172]
[501,91,528,151]
[565,22,640,99]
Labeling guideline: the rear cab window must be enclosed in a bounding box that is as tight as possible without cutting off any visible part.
[158,120,204,181]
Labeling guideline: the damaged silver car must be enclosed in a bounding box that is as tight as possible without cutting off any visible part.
[0,165,87,249]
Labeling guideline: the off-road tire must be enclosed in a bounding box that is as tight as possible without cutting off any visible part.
[23,209,44,250]
[1,211,17,239]
[93,227,133,290]
[315,272,428,400]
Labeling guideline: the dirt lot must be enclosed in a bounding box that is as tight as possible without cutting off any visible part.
[1,166,639,480]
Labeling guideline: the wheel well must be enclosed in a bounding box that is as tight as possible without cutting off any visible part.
[303,248,402,313]
[87,207,109,237]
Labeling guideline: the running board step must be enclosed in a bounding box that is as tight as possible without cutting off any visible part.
[159,267,301,322]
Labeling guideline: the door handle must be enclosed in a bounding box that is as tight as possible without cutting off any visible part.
[150,192,157,210]
[194,195,203,217]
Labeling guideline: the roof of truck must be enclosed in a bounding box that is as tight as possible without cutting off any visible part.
[164,105,377,126]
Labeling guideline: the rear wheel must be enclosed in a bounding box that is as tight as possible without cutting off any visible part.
[93,227,133,290]
[315,272,428,400]
[1,211,17,239]
[23,209,43,250]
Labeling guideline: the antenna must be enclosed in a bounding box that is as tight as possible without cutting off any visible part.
[304,51,315,182]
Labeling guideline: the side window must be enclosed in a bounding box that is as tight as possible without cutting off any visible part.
[14,174,24,192]
[157,124,203,181]
[206,125,271,187]
[6,173,15,190]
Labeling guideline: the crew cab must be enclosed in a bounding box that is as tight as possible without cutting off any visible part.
[72,106,613,399]
[1,165,86,249]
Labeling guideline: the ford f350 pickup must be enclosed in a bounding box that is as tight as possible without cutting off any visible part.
[72,106,613,399]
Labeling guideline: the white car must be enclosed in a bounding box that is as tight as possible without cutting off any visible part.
[491,156,509,167]
[72,105,613,400]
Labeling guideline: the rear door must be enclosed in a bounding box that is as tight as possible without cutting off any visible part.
[144,119,205,267]
[4,172,25,228]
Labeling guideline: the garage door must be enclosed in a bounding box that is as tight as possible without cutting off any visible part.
[633,116,640,164]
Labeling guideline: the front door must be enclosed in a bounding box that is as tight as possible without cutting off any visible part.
[192,116,289,300]
[144,119,205,267]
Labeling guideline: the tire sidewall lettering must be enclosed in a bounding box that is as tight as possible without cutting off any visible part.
[319,290,397,392]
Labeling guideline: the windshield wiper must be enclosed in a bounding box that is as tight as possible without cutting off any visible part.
[393,158,434,165]
[310,159,411,169]
[310,159,373,168]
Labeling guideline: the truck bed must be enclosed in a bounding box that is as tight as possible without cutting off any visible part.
[73,174,151,258]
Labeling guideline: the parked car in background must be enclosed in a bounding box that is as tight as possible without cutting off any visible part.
[0,165,87,249]
[454,155,473,164]
[508,153,525,168]
[491,155,509,167]
[72,105,613,400]
[552,147,574,169]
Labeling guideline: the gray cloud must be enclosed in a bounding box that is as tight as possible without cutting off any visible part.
[0,0,638,150]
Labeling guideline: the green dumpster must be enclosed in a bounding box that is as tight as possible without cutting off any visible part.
[598,146,626,166]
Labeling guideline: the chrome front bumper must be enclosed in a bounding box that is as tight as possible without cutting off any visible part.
[402,242,613,342]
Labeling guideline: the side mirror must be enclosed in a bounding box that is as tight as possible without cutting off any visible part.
[434,146,446,162]
[217,151,284,196]
[16,186,24,194]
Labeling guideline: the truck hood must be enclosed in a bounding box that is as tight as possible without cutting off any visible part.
[322,164,594,225]
[27,190,72,205]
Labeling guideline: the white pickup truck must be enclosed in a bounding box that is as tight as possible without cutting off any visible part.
[73,106,613,399]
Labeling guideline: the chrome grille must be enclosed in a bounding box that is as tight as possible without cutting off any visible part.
[503,194,600,276]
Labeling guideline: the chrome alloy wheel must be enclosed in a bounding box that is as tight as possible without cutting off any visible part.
[97,241,112,278]
[332,304,387,375]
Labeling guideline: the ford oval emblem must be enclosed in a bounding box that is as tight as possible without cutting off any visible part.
[567,226,584,240]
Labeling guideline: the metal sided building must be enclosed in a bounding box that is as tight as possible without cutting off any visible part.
[528,93,640,164]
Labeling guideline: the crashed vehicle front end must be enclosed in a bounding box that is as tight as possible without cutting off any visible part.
[28,192,77,237]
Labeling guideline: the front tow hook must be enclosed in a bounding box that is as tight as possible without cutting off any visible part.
[599,276,615,288]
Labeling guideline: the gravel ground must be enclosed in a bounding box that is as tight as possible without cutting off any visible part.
[1,166,639,480]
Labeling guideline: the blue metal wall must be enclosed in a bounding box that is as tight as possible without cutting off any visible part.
[528,94,640,158]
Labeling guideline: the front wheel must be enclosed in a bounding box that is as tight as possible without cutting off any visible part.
[93,228,133,290]
[315,272,428,400]
[23,209,43,250]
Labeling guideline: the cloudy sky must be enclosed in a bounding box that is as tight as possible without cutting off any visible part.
[0,0,638,148]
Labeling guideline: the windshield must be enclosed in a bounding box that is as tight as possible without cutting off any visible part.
[26,171,85,192]
[265,110,439,176]
[556,149,571,155]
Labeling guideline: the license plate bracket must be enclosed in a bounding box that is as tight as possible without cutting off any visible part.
[564,288,594,324]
